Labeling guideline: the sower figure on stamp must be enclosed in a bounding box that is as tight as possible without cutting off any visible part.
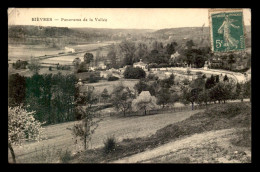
[218,15,240,50]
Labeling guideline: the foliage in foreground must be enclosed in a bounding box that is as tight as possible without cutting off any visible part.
[103,136,117,155]
[24,145,72,163]
[72,102,251,163]
[8,106,44,163]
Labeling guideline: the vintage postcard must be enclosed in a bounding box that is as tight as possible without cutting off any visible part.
[8,8,251,164]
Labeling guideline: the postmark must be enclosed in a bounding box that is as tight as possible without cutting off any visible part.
[209,9,246,52]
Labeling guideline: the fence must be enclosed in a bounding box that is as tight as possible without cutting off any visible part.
[97,103,214,118]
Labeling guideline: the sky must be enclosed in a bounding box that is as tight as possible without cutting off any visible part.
[8,8,251,30]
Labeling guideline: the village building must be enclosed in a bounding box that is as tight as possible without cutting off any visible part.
[133,59,148,71]
[203,61,209,70]
[97,62,107,70]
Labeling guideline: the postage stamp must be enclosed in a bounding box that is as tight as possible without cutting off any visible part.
[209,9,246,52]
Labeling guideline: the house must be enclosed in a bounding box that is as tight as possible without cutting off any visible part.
[64,47,75,53]
[203,61,209,70]
[100,71,112,78]
[97,62,107,70]
[133,59,148,71]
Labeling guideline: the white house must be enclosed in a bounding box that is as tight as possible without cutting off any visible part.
[97,62,107,69]
[133,59,148,71]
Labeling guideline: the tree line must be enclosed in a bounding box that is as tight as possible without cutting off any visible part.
[8,73,77,125]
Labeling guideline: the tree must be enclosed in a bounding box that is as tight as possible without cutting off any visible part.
[165,42,178,55]
[197,89,210,106]
[194,55,206,68]
[8,106,44,163]
[110,85,134,116]
[132,91,158,115]
[134,42,149,63]
[77,62,88,73]
[190,77,205,90]
[215,75,220,83]
[156,88,174,108]
[101,88,110,103]
[123,66,146,79]
[235,83,244,101]
[73,57,81,67]
[8,73,26,107]
[205,75,216,89]
[13,60,28,69]
[228,54,236,70]
[182,87,202,110]
[72,88,101,151]
[107,47,117,68]
[223,75,229,82]
[25,73,77,124]
[159,74,175,88]
[118,40,136,66]
[186,40,195,49]
[84,53,94,65]
[243,80,251,101]
[28,58,41,74]
[209,82,234,104]
[134,79,156,96]
[147,49,170,64]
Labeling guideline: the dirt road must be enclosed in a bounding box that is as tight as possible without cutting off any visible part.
[10,109,203,163]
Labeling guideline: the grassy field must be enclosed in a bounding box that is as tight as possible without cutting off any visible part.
[9,109,202,163]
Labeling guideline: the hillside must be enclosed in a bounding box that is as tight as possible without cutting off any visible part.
[8,25,251,47]
[149,26,251,47]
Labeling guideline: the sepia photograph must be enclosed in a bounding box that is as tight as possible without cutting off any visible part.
[8,8,251,164]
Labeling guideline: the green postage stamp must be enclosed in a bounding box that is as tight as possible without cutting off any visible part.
[209,9,246,52]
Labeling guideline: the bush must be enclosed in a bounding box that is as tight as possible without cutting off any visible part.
[103,136,117,154]
[108,76,119,81]
[59,149,72,163]
[124,66,146,79]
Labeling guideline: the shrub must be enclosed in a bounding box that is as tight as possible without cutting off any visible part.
[107,76,119,81]
[103,136,117,154]
[59,149,72,163]
[49,66,52,71]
